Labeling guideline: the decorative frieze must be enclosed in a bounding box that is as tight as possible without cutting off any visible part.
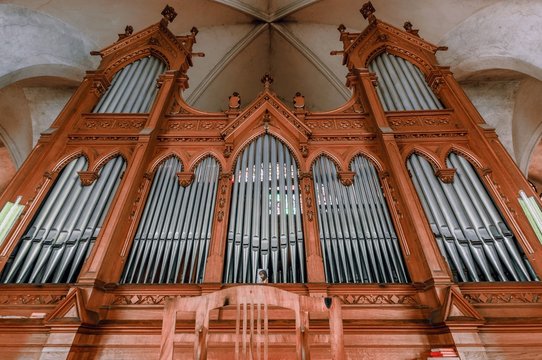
[338,293,419,305]
[464,292,542,304]
[166,119,226,131]
[306,118,366,130]
[0,294,66,305]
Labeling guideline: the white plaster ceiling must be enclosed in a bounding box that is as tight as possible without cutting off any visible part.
[0,0,503,112]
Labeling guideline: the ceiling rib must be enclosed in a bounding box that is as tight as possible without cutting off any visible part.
[271,23,351,100]
[186,23,269,106]
[269,0,321,22]
[211,0,269,21]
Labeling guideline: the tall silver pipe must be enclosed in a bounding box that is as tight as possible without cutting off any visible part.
[196,158,219,283]
[158,160,185,283]
[136,159,176,282]
[182,161,211,283]
[233,148,249,283]
[320,160,344,282]
[241,141,255,283]
[269,138,279,282]
[291,155,305,283]
[145,159,179,282]
[313,161,335,282]
[260,135,270,279]
[284,146,297,283]
[327,160,356,282]
[250,138,263,283]
[277,142,289,282]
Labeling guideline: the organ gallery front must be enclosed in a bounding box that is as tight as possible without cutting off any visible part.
[0,3,542,359]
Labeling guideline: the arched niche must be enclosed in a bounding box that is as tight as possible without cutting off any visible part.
[407,152,537,282]
[224,134,306,284]
[1,155,126,284]
[122,156,220,284]
[312,154,409,284]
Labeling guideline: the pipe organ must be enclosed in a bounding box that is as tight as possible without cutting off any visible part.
[0,3,542,359]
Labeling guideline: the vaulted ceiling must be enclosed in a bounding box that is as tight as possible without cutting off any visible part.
[1,0,502,112]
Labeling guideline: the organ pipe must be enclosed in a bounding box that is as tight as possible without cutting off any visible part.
[1,156,126,284]
[312,156,409,284]
[224,135,306,284]
[93,56,166,113]
[369,52,443,111]
[407,153,537,282]
[121,156,219,284]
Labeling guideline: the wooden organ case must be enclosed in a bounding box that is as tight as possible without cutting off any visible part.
[0,3,542,360]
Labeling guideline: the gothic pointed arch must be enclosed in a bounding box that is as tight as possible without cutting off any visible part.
[407,152,537,282]
[312,154,409,283]
[121,155,219,284]
[224,133,306,284]
[1,155,126,283]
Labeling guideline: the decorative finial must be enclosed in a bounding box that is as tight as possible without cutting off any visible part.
[403,21,419,36]
[337,24,346,33]
[261,73,273,89]
[293,92,305,110]
[161,5,178,24]
[228,92,241,110]
[360,1,376,23]
[191,26,199,36]
[117,25,134,41]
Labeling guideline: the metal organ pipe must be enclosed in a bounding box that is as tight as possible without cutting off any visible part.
[93,56,166,114]
[312,156,409,283]
[1,156,125,284]
[369,52,444,111]
[224,135,306,283]
[407,153,537,282]
[121,157,219,284]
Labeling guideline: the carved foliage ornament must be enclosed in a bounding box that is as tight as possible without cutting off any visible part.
[78,171,99,186]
